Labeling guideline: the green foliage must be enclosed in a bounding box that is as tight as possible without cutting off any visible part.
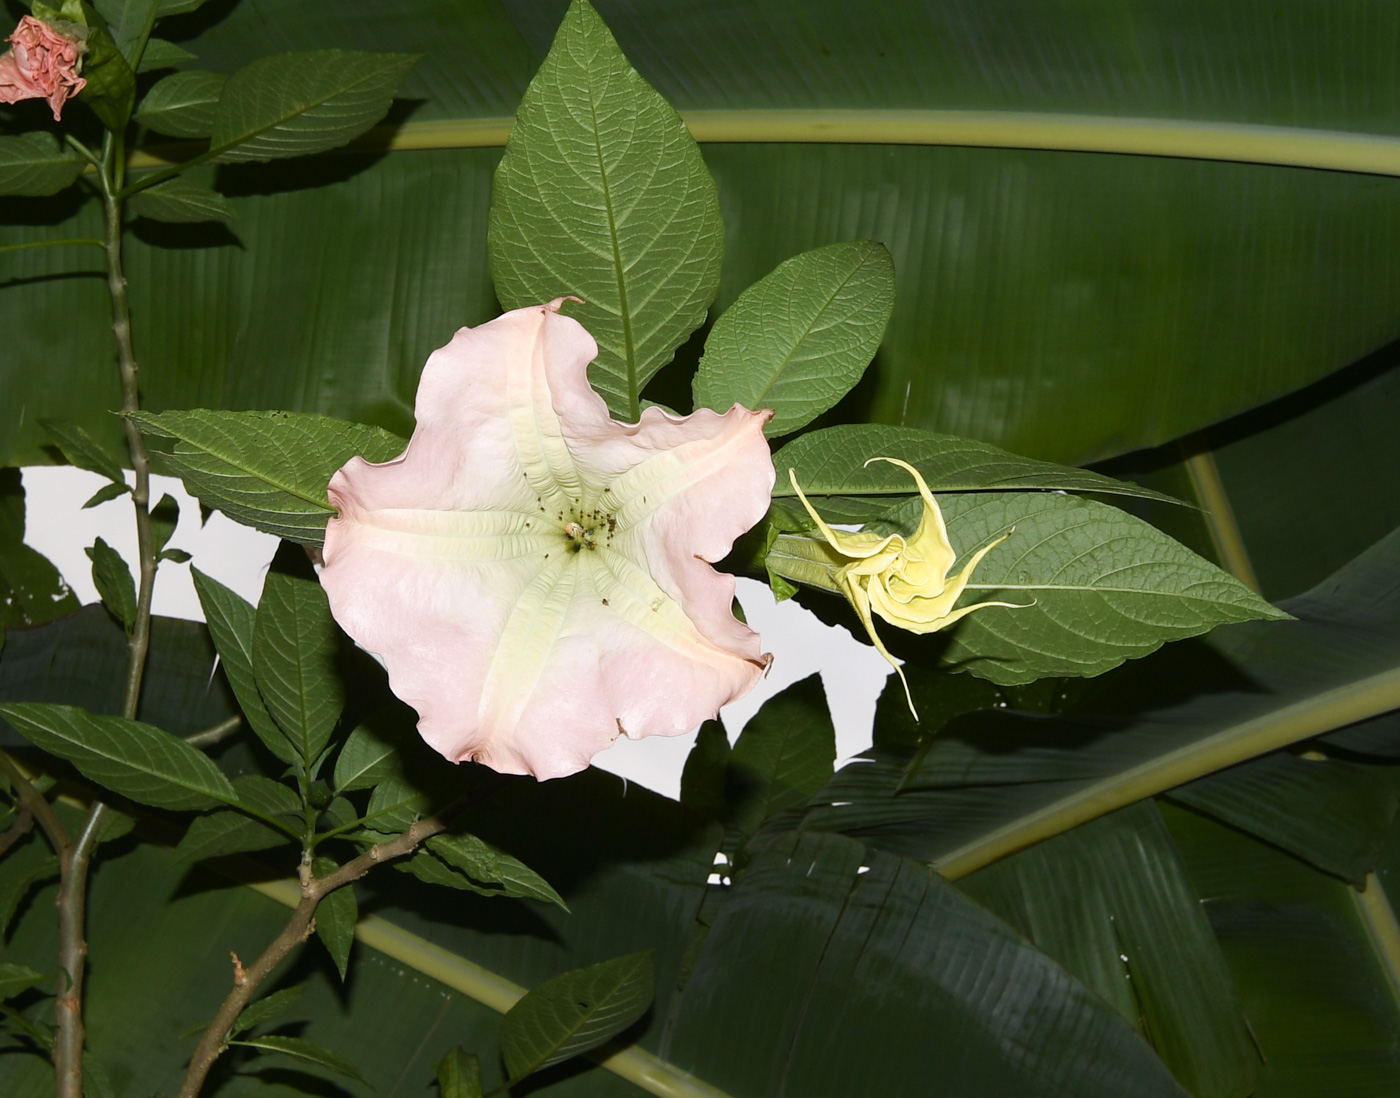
[175,810,290,863]
[0,133,86,197]
[135,38,194,73]
[333,721,402,793]
[423,833,567,909]
[0,964,44,1001]
[499,951,656,1080]
[0,703,237,810]
[191,568,293,762]
[488,0,723,420]
[961,802,1255,1098]
[39,420,126,487]
[132,410,405,544]
[128,177,236,223]
[313,857,357,980]
[231,983,306,1037]
[228,1034,370,1084]
[251,570,345,766]
[693,241,895,435]
[436,1047,483,1098]
[0,850,59,937]
[71,1,138,132]
[84,537,136,632]
[0,470,80,649]
[91,0,159,64]
[133,70,226,137]
[209,50,419,163]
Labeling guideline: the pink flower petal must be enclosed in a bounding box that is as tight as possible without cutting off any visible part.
[322,302,774,779]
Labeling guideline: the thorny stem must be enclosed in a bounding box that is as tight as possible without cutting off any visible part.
[49,129,162,1098]
[176,815,455,1098]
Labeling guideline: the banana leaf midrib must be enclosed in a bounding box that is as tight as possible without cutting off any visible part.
[126,110,1400,177]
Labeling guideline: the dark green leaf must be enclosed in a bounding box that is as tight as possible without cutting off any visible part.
[435,1047,482,1098]
[229,1034,370,1084]
[0,853,59,937]
[693,241,895,435]
[0,133,84,197]
[774,425,1183,510]
[175,810,289,863]
[136,37,194,73]
[191,568,293,763]
[0,702,237,811]
[39,419,126,485]
[132,410,406,544]
[678,719,730,822]
[425,833,566,909]
[128,177,235,224]
[231,983,305,1037]
[1169,750,1400,886]
[500,950,656,1080]
[489,0,723,420]
[210,50,418,163]
[312,857,356,981]
[82,1051,115,1098]
[252,571,345,765]
[961,802,1255,1098]
[725,674,834,852]
[149,493,179,555]
[81,482,130,509]
[75,5,138,132]
[0,964,44,1002]
[332,720,401,793]
[84,537,136,632]
[92,0,159,64]
[231,774,302,818]
[133,69,226,138]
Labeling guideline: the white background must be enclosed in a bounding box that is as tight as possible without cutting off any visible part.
[21,465,893,798]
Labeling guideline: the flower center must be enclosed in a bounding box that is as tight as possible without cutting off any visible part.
[561,506,618,553]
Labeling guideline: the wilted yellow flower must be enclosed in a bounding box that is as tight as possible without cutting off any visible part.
[788,457,1025,716]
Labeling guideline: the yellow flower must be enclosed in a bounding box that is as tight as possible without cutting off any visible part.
[788,457,1025,717]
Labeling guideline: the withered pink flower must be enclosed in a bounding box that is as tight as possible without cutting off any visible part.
[0,15,86,121]
[322,300,774,779]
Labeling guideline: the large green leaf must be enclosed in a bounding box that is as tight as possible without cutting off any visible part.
[0,134,86,197]
[770,490,1285,685]
[488,0,724,421]
[798,525,1400,878]
[0,702,237,811]
[691,241,895,435]
[960,802,1255,1098]
[500,951,656,1080]
[664,829,1188,1098]
[251,570,345,765]
[133,410,405,545]
[208,50,419,163]
[133,70,227,138]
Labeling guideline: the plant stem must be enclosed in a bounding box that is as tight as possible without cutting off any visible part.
[176,816,452,1098]
[0,804,34,857]
[183,715,244,750]
[48,130,162,1098]
[0,751,69,854]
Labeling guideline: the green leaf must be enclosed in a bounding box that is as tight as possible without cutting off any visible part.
[39,419,126,486]
[229,1034,370,1084]
[231,774,302,818]
[312,857,357,980]
[961,802,1255,1098]
[0,703,238,811]
[773,491,1288,686]
[92,0,159,64]
[145,495,178,560]
[175,810,290,863]
[488,0,724,421]
[81,482,130,509]
[678,719,730,822]
[667,830,1187,1097]
[85,537,136,633]
[773,424,1183,512]
[725,674,835,853]
[693,241,895,436]
[133,69,226,138]
[252,571,345,765]
[132,410,406,544]
[0,853,59,937]
[136,37,194,73]
[191,568,294,763]
[425,833,567,909]
[436,1047,483,1098]
[0,133,86,197]
[500,950,656,1080]
[76,5,138,132]
[1169,750,1400,886]
[82,1051,115,1098]
[128,176,235,224]
[155,0,208,13]
[0,965,44,1002]
[231,983,305,1037]
[332,721,401,793]
[210,50,418,163]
